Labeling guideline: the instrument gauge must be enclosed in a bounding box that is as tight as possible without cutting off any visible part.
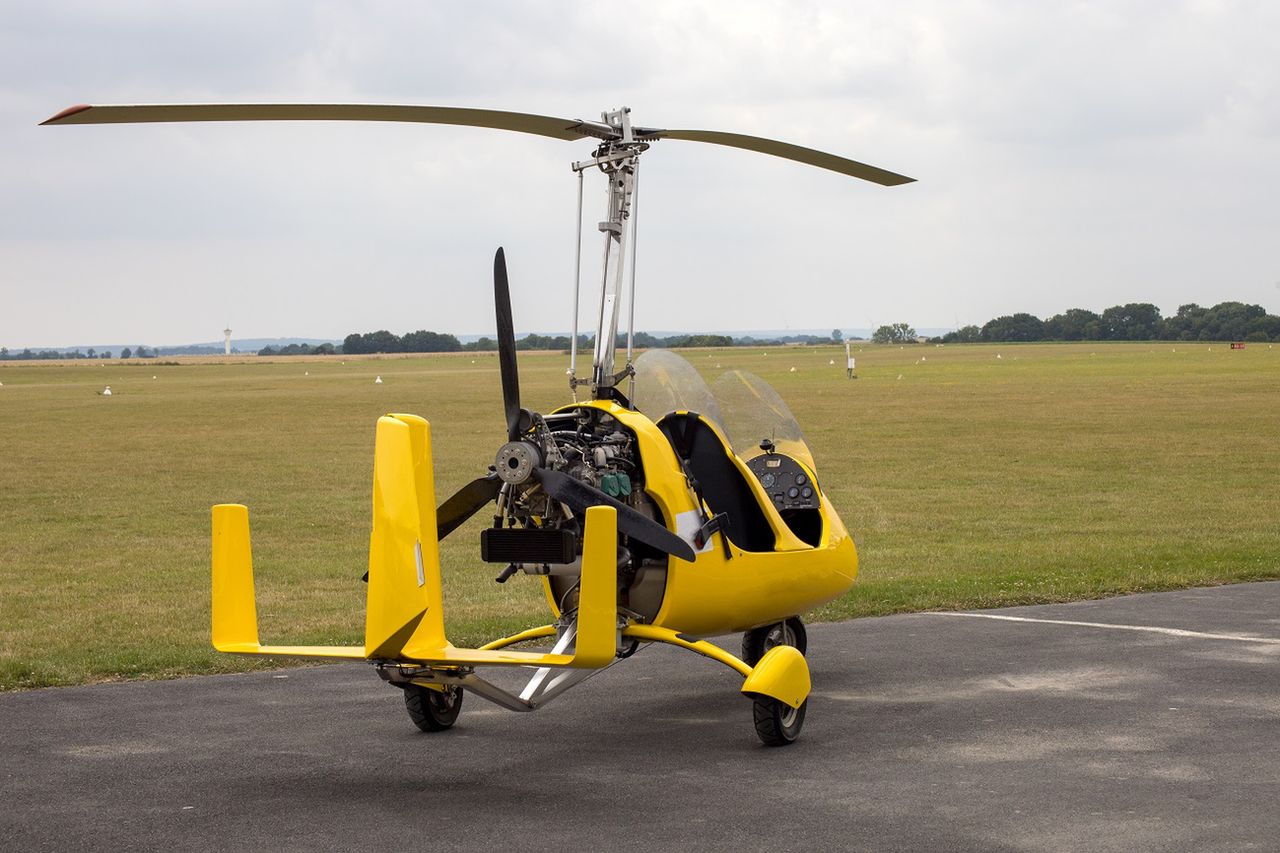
[761,472,777,488]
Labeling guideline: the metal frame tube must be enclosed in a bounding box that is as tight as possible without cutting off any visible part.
[626,159,640,402]
[569,169,584,399]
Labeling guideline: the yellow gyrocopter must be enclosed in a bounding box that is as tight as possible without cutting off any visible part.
[44,103,913,744]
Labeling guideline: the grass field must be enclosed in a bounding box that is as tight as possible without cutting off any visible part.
[2,342,1278,689]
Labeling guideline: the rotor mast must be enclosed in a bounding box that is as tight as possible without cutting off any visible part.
[570,107,646,401]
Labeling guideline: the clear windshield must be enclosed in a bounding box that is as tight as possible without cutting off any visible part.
[632,349,724,426]
[709,369,816,472]
[633,350,815,472]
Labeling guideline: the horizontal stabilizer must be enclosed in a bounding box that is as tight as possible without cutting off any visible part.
[209,418,620,670]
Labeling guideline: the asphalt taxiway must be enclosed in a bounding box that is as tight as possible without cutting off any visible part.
[3,583,1278,851]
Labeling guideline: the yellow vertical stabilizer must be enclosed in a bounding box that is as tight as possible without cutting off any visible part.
[571,505,620,668]
[364,413,446,659]
[211,503,260,653]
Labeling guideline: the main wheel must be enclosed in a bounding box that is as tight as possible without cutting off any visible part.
[740,616,808,666]
[752,697,807,746]
[403,684,463,732]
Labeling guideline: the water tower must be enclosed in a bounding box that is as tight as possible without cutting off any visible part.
[223,326,232,356]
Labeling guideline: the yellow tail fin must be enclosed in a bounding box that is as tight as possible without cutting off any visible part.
[364,413,447,658]
[211,503,260,653]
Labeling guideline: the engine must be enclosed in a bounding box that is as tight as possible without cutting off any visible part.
[483,406,669,619]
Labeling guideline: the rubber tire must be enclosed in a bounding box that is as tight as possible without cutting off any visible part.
[403,684,463,732]
[740,616,808,667]
[753,697,807,746]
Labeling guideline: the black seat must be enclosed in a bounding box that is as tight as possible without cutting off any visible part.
[657,413,775,553]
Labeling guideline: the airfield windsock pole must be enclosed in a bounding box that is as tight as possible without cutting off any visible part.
[223,327,232,356]
[846,341,856,379]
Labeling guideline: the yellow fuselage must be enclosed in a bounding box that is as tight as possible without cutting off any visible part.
[543,401,858,637]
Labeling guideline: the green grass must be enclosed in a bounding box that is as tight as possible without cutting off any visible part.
[2,342,1278,689]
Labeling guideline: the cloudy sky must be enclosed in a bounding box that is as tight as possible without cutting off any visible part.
[2,1,1277,348]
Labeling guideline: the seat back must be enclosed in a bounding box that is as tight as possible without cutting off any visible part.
[658,412,775,552]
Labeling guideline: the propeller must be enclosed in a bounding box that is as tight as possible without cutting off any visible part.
[493,248,531,440]
[534,468,695,563]
[435,473,502,540]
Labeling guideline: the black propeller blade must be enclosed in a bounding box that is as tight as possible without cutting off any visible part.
[435,473,503,540]
[533,468,696,563]
[494,248,531,440]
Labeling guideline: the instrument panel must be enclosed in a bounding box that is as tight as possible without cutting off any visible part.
[745,453,818,511]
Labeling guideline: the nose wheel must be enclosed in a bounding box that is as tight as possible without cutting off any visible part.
[752,695,808,746]
[742,617,809,745]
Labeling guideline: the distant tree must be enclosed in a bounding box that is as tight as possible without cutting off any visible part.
[402,330,461,352]
[831,328,843,342]
[362,330,401,353]
[1202,301,1267,340]
[1160,303,1207,341]
[1246,315,1280,341]
[101,351,112,359]
[872,323,917,344]
[940,325,982,343]
[463,336,498,352]
[682,334,734,347]
[86,348,96,358]
[981,313,1045,342]
[0,347,7,359]
[1044,308,1101,341]
[1100,303,1161,340]
[120,347,132,359]
[314,342,335,355]
[134,346,151,358]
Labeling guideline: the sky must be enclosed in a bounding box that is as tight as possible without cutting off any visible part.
[2,1,1278,348]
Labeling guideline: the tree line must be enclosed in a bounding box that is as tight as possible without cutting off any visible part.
[338,329,746,355]
[0,346,162,360]
[936,302,1280,344]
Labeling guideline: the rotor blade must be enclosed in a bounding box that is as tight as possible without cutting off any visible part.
[494,247,527,441]
[534,468,697,563]
[40,103,618,142]
[642,128,914,186]
[436,474,503,541]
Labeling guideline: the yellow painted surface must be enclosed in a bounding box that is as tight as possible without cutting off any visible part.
[623,623,751,678]
[740,644,811,708]
[210,504,259,651]
[572,506,620,668]
[365,414,436,659]
[478,624,557,651]
[564,403,858,637]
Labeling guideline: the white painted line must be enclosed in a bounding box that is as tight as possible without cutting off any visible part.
[929,612,1280,645]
